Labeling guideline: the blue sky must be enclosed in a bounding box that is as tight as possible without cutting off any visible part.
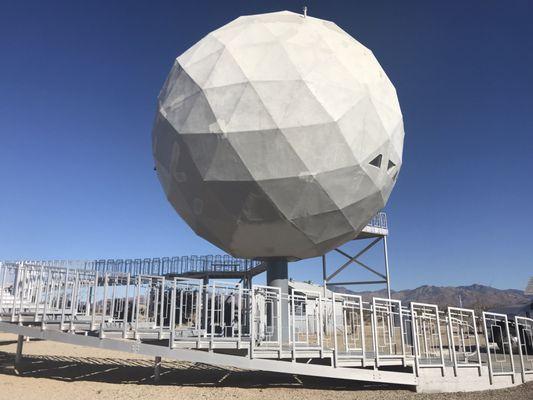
[1,1,532,291]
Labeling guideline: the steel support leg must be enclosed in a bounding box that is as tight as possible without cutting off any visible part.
[322,255,327,297]
[202,277,209,331]
[154,356,161,382]
[383,236,391,299]
[15,334,24,370]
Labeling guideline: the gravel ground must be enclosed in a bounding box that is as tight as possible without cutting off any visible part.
[0,333,531,400]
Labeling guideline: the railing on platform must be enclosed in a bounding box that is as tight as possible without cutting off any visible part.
[0,255,261,278]
[448,307,482,376]
[1,213,389,279]
[515,316,533,382]
[482,312,516,384]
[366,211,388,230]
[1,261,532,385]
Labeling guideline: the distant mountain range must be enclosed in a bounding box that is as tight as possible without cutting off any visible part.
[333,284,533,311]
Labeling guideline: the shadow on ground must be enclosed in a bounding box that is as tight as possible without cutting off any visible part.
[0,350,405,391]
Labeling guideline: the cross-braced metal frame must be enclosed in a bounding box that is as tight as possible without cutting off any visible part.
[322,212,391,298]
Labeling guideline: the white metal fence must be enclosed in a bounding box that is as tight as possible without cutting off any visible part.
[1,261,532,385]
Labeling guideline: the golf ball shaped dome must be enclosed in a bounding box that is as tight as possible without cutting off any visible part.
[152,11,404,260]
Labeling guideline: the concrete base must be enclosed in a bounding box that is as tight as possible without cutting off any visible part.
[417,366,533,393]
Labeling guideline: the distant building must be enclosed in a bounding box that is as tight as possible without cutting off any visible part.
[524,277,533,318]
[526,277,533,296]
[490,278,533,317]
[488,303,532,318]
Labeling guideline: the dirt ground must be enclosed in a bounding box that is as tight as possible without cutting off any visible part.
[0,333,531,400]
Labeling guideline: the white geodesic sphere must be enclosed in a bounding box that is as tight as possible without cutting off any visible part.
[152,11,404,260]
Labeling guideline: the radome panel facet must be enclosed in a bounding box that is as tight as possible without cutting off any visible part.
[153,11,404,260]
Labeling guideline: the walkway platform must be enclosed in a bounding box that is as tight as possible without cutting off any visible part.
[0,261,532,392]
